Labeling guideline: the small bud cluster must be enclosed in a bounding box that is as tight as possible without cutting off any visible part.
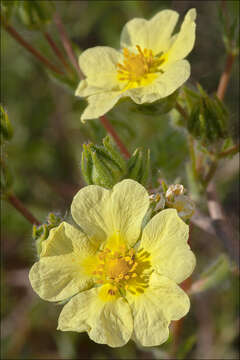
[150,183,195,222]
[81,136,150,189]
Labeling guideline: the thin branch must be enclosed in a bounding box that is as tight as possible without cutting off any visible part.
[205,33,238,267]
[218,143,240,158]
[175,101,188,122]
[203,159,218,186]
[1,17,64,75]
[7,193,40,225]
[43,32,72,73]
[216,52,235,101]
[206,182,238,266]
[54,12,83,78]
[100,116,130,159]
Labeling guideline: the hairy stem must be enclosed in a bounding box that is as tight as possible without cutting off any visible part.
[43,32,72,73]
[100,116,130,159]
[7,193,40,225]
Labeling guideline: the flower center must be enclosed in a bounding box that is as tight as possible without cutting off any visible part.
[92,244,152,296]
[117,45,165,87]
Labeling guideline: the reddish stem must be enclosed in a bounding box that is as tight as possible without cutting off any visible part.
[2,18,64,75]
[44,32,72,73]
[218,144,240,158]
[54,12,83,78]
[100,116,130,159]
[7,194,40,225]
[216,52,235,101]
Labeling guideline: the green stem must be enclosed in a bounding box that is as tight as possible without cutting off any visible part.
[188,135,198,182]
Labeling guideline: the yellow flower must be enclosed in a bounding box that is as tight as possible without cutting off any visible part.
[29,180,196,347]
[76,9,196,121]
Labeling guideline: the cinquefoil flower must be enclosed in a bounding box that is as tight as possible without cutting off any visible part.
[29,180,196,347]
[76,9,196,121]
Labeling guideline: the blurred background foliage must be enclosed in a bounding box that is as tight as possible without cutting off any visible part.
[1,0,239,359]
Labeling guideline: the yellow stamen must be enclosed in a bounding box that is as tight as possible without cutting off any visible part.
[117,45,165,89]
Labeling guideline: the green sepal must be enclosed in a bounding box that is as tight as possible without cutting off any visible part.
[126,148,151,186]
[0,106,13,142]
[187,84,229,144]
[91,150,116,188]
[161,179,168,194]
[81,144,93,185]
[102,136,126,173]
[131,90,179,116]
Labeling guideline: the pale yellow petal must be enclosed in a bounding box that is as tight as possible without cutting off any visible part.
[40,222,98,258]
[80,92,121,121]
[147,10,179,54]
[126,272,190,346]
[126,285,169,346]
[79,46,121,89]
[148,272,190,321]
[71,180,149,248]
[29,222,97,301]
[109,180,149,247]
[167,8,197,63]
[29,255,93,302]
[140,209,196,283]
[120,10,179,54]
[71,185,111,243]
[120,18,149,50]
[75,79,103,97]
[58,286,133,347]
[127,59,190,104]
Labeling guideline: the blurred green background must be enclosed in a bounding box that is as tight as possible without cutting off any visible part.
[1,0,239,359]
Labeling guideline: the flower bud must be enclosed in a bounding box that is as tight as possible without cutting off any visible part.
[149,193,165,212]
[17,0,55,30]
[165,184,185,201]
[81,136,127,189]
[165,184,195,221]
[187,84,229,143]
[126,148,150,186]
